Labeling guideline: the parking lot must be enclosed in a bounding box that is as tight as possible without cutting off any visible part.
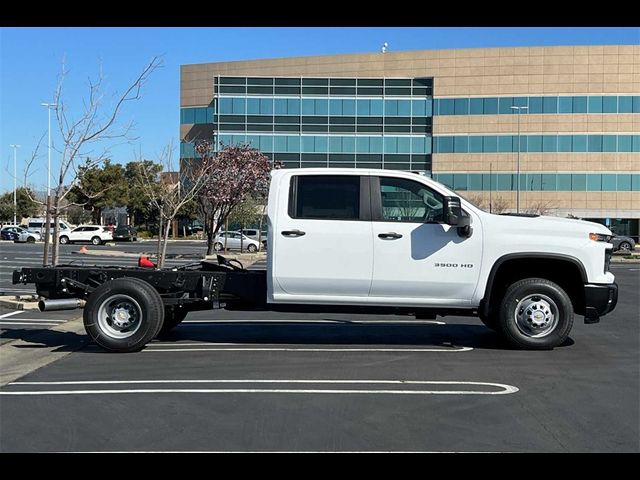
[0,240,638,452]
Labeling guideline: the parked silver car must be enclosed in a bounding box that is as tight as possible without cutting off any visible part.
[13,226,41,243]
[213,231,261,252]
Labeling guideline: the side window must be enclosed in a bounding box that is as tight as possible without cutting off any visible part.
[379,177,444,223]
[291,175,360,220]
[73,227,84,232]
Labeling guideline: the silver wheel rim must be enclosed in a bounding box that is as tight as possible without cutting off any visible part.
[619,242,630,251]
[92,237,100,245]
[97,294,143,339]
[60,237,67,244]
[248,245,256,252]
[214,243,222,251]
[514,293,559,338]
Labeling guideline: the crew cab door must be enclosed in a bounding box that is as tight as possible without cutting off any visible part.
[369,175,482,306]
[270,173,373,301]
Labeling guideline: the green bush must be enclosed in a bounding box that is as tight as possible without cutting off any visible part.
[137,229,153,239]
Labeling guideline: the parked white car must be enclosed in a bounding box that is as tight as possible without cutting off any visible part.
[15,228,42,243]
[214,231,261,252]
[59,225,113,245]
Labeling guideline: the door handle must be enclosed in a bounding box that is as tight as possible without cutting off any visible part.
[378,232,402,239]
[281,230,306,237]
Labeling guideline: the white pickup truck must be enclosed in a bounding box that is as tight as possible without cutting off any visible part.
[14,168,618,352]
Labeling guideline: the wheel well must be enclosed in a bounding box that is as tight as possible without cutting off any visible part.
[484,257,586,317]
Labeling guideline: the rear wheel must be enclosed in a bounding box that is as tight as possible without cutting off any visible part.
[91,236,101,245]
[497,278,574,350]
[59,235,69,245]
[158,306,189,335]
[83,277,165,352]
[618,241,632,252]
[213,242,223,251]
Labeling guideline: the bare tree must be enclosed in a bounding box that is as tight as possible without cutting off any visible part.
[24,56,162,265]
[524,200,557,216]
[194,142,272,256]
[133,142,214,267]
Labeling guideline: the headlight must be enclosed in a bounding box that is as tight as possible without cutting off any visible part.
[589,233,612,242]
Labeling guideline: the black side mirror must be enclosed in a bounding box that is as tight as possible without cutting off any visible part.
[444,196,462,226]
[444,196,472,238]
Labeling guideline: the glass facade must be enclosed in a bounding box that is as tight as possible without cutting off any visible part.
[434,135,640,153]
[433,95,640,115]
[181,76,434,171]
[432,173,640,192]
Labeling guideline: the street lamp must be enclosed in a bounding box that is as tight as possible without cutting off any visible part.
[510,105,528,213]
[9,144,20,225]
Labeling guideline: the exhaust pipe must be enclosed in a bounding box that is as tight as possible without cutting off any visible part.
[38,298,86,312]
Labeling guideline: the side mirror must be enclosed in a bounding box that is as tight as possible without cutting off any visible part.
[443,196,462,226]
[444,196,472,238]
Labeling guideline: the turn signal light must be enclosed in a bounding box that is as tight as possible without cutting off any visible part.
[589,233,612,242]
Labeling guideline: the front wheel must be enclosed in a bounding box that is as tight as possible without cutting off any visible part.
[59,235,69,245]
[247,244,258,253]
[91,236,101,245]
[213,242,223,251]
[83,277,165,352]
[498,278,574,350]
[26,236,36,243]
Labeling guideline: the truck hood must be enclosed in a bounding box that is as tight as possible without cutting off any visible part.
[485,213,612,237]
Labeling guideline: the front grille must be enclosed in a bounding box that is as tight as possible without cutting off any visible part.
[604,248,613,273]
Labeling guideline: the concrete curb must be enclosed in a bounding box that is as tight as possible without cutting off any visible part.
[0,315,88,386]
[0,295,40,310]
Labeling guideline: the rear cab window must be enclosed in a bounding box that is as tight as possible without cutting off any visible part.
[289,175,362,220]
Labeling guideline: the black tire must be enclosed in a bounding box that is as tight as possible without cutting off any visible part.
[247,244,258,253]
[83,277,165,352]
[497,277,574,350]
[26,236,36,243]
[618,241,632,252]
[158,306,189,335]
[213,242,223,251]
[91,236,101,245]
[59,235,69,245]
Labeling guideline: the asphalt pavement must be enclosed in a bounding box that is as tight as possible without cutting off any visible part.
[0,240,637,452]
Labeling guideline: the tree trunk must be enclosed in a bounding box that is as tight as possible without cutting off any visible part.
[240,222,244,252]
[51,196,61,266]
[156,218,163,267]
[43,194,52,266]
[159,219,171,268]
[205,214,216,256]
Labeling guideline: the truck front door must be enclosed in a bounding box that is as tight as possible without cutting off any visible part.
[270,173,373,301]
[369,175,482,306]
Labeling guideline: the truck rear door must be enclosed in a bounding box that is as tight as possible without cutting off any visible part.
[270,173,373,301]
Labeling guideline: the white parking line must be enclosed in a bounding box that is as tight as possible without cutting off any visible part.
[0,321,60,326]
[2,379,518,395]
[143,346,473,353]
[0,311,23,319]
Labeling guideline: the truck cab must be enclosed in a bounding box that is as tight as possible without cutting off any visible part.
[267,168,617,349]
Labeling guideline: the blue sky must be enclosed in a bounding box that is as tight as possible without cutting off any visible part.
[1,26,638,193]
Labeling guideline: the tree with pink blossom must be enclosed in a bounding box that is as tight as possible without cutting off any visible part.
[194,141,272,256]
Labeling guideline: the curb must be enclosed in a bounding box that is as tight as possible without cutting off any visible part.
[0,295,40,310]
[0,315,88,386]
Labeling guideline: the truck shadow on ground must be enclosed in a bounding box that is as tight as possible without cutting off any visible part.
[153,321,575,351]
[0,329,89,352]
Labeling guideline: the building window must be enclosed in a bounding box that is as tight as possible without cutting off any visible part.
[558,97,573,113]
[588,96,603,114]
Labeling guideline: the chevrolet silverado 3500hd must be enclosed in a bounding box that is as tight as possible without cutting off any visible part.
[13,168,618,352]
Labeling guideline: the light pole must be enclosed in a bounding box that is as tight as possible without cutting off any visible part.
[41,102,57,266]
[511,105,528,213]
[9,144,20,225]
